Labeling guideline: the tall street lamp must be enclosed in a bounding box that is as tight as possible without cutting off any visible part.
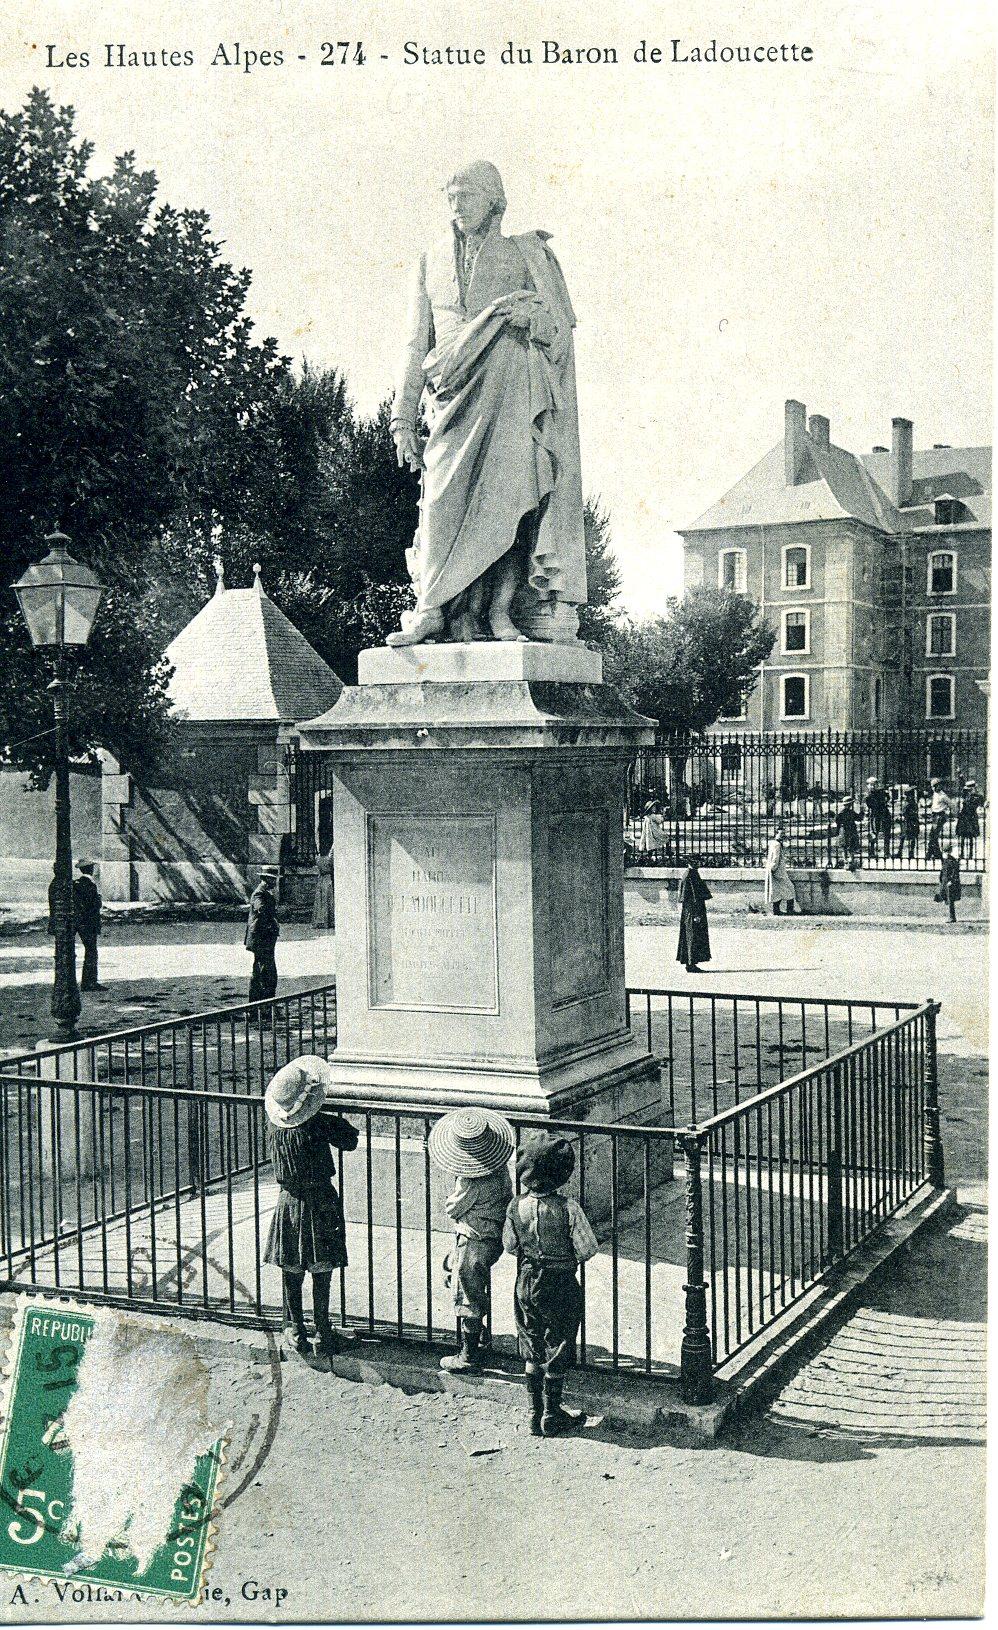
[13,532,103,1040]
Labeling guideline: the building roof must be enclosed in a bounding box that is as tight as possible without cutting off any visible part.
[860,444,991,530]
[684,429,991,536]
[165,565,343,724]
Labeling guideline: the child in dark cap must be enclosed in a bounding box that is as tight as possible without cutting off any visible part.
[503,1132,598,1437]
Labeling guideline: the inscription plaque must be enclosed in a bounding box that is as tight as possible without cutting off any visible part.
[368,814,498,1012]
[549,811,610,1007]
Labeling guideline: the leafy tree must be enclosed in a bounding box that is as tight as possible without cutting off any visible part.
[0,88,291,779]
[604,588,775,731]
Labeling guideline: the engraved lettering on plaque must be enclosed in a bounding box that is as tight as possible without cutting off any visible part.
[549,811,610,1007]
[367,814,499,1012]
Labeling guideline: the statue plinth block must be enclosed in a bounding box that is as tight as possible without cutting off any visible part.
[298,668,656,1121]
[358,641,602,686]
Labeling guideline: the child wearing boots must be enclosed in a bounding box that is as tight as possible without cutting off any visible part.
[428,1107,514,1372]
[263,1055,358,1367]
[503,1132,599,1437]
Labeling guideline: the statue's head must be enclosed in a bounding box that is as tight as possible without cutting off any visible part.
[445,161,506,235]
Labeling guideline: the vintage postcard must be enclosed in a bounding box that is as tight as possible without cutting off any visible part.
[0,0,991,1621]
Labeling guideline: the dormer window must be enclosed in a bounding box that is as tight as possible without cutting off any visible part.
[933,496,963,526]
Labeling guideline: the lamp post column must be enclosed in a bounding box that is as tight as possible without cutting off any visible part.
[49,665,81,1040]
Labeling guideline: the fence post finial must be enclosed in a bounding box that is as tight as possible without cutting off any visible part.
[680,1129,713,1405]
[922,998,945,1188]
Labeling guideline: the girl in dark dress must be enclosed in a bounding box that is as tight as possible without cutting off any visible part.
[677,856,712,972]
[263,1056,358,1364]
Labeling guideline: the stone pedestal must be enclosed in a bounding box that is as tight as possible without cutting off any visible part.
[297,643,656,1125]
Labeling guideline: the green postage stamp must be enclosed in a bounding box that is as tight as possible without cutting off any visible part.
[0,1297,226,1602]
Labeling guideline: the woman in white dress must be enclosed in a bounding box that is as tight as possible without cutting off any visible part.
[639,800,668,855]
[764,828,797,916]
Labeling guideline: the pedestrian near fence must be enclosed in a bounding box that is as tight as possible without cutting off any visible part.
[677,856,712,973]
[937,844,962,923]
[926,778,952,862]
[245,866,280,1002]
[428,1107,514,1373]
[503,1132,598,1437]
[956,781,984,860]
[897,786,920,860]
[833,796,860,870]
[48,859,103,991]
[763,828,796,916]
[263,1056,359,1366]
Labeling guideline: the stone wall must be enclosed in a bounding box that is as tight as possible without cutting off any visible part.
[0,766,103,901]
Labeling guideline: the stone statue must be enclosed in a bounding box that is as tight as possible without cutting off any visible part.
[387,161,587,647]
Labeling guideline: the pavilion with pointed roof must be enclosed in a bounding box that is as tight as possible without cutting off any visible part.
[165,561,342,726]
[99,565,343,905]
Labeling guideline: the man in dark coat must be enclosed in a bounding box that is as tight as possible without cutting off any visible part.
[73,861,103,991]
[246,868,280,1002]
[864,778,892,859]
[938,844,962,923]
[677,856,712,973]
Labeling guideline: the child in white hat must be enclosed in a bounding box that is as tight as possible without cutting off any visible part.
[263,1056,358,1365]
[428,1107,515,1372]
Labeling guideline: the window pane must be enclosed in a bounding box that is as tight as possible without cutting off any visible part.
[929,678,952,717]
[784,677,806,717]
[929,615,954,656]
[930,553,954,593]
[785,548,807,587]
[785,611,807,651]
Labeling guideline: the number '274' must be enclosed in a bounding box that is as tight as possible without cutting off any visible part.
[321,42,365,65]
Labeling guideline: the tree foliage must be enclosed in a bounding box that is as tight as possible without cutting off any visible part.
[603,588,775,731]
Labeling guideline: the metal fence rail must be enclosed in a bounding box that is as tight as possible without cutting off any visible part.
[0,985,946,1403]
[0,1075,679,1377]
[628,728,987,873]
[682,1002,940,1388]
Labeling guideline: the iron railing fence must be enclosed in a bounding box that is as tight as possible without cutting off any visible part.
[0,1075,680,1377]
[627,728,987,873]
[686,1003,940,1385]
[626,989,917,1126]
[0,988,945,1402]
[0,984,337,1097]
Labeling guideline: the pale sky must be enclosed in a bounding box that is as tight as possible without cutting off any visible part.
[2,0,993,610]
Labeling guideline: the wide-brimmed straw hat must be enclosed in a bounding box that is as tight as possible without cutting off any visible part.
[428,1107,515,1178]
[517,1132,576,1194]
[264,1055,333,1129]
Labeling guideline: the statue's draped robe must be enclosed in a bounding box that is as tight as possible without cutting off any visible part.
[393,227,587,614]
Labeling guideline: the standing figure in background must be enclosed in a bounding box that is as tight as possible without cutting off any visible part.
[764,829,797,916]
[926,777,953,862]
[263,1056,358,1366]
[677,856,712,973]
[834,796,861,871]
[311,846,335,929]
[246,867,280,1002]
[938,843,962,923]
[864,777,892,860]
[640,799,668,856]
[429,1107,514,1373]
[956,780,984,860]
[73,861,103,991]
[897,786,921,861]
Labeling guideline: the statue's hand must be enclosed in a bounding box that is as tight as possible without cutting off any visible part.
[393,423,424,472]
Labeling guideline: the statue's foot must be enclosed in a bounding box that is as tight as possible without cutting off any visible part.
[386,609,445,647]
[489,610,528,642]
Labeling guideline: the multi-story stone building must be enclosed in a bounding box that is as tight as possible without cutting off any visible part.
[680,400,991,738]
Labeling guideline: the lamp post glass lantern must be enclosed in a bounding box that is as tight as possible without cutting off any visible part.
[13,532,103,1040]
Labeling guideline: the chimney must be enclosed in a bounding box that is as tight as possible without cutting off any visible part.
[891,417,913,507]
[785,399,807,486]
[809,413,830,449]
